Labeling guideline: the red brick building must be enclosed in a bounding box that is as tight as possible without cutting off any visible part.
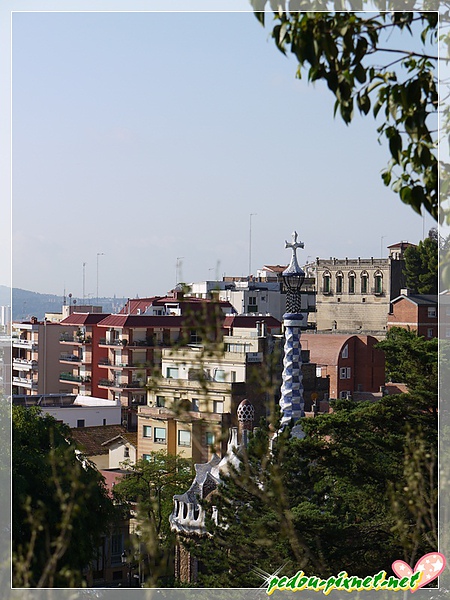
[301,333,385,400]
[387,292,437,338]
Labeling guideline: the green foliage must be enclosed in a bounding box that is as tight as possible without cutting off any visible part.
[403,229,438,293]
[376,327,438,403]
[250,6,439,220]
[187,392,436,587]
[12,406,116,587]
[112,451,193,585]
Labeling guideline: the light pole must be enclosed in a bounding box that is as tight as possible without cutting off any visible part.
[176,257,184,286]
[121,550,133,587]
[249,213,257,277]
[82,262,86,302]
[96,253,104,305]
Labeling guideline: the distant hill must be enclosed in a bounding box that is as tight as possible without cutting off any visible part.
[0,286,127,321]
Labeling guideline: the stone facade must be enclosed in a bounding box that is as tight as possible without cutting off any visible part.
[314,245,410,335]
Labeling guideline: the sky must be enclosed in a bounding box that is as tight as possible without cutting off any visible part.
[9,6,437,299]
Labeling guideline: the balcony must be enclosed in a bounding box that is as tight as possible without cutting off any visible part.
[12,338,38,351]
[99,338,125,347]
[98,378,145,389]
[59,372,91,384]
[60,353,82,363]
[60,334,92,345]
[13,376,37,390]
[12,358,37,370]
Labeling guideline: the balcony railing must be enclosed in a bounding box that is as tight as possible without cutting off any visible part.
[12,338,38,349]
[98,379,145,389]
[60,372,91,383]
[13,376,37,388]
[60,334,92,344]
[13,358,38,369]
[99,338,124,346]
[60,354,81,362]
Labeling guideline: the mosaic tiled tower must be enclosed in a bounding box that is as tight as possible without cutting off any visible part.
[279,232,306,431]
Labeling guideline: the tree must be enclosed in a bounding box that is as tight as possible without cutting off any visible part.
[112,451,193,586]
[376,326,438,410]
[188,392,437,587]
[403,229,438,293]
[250,4,439,221]
[12,406,116,587]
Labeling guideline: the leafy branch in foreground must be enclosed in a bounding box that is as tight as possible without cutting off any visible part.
[250,5,439,221]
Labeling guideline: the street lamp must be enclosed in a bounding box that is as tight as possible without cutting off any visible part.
[96,253,105,305]
[121,550,132,587]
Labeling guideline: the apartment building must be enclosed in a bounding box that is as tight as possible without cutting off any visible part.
[59,313,110,398]
[12,318,71,395]
[137,315,329,463]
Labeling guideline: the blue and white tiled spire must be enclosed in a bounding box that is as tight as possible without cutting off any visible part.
[279,232,306,433]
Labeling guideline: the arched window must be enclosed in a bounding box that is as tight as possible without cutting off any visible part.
[348,271,356,294]
[322,271,331,294]
[336,271,343,294]
[361,271,369,294]
[374,271,383,295]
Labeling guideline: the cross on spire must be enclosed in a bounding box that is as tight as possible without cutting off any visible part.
[284,231,304,274]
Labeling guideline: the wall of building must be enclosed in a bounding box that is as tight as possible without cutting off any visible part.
[43,404,121,428]
[314,258,395,334]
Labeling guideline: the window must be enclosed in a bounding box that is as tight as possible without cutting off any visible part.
[191,398,199,412]
[143,454,152,461]
[103,418,107,426]
[166,367,179,379]
[154,427,167,443]
[156,395,165,407]
[348,273,355,294]
[374,272,383,294]
[77,419,85,428]
[428,307,436,318]
[336,272,343,294]
[322,273,331,294]
[361,273,368,294]
[143,425,152,438]
[230,371,236,382]
[340,367,351,379]
[190,330,202,344]
[342,344,348,359]
[124,446,130,458]
[340,391,351,399]
[427,328,434,338]
[205,432,215,446]
[247,296,258,313]
[213,400,224,414]
[248,297,257,305]
[214,369,226,382]
[110,533,123,564]
[178,430,191,447]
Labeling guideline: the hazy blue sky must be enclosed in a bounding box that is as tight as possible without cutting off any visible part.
[10,8,436,299]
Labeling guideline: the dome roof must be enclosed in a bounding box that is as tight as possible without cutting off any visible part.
[237,399,255,422]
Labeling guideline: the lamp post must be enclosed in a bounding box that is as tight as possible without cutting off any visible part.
[96,253,104,305]
[279,231,307,436]
[121,550,133,587]
[249,213,257,277]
